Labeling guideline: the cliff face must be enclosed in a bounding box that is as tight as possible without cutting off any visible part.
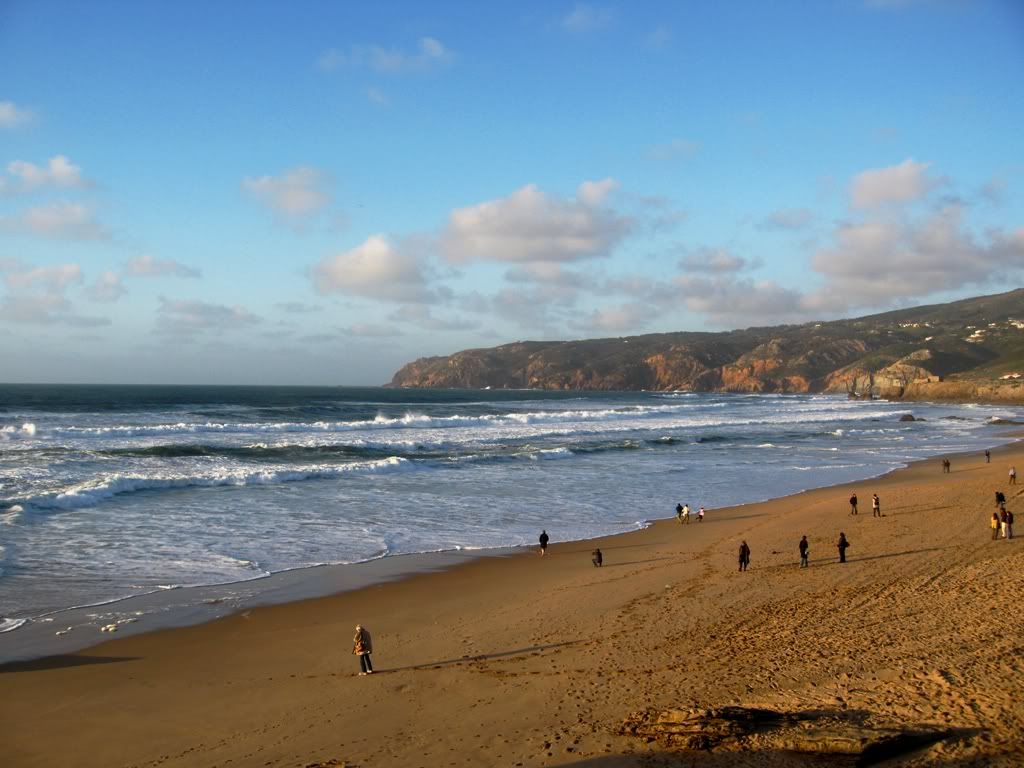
[389,289,1024,402]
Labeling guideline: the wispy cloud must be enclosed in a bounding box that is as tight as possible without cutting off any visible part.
[646,138,701,163]
[850,158,940,209]
[562,4,613,34]
[758,208,815,230]
[242,167,332,224]
[0,202,110,240]
[126,255,200,278]
[4,156,89,193]
[87,271,127,303]
[313,235,435,302]
[318,37,454,74]
[440,182,632,264]
[156,297,262,335]
[0,100,33,129]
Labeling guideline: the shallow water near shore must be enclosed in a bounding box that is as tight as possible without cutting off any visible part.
[1,384,1020,662]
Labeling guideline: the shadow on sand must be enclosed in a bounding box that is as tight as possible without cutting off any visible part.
[0,654,141,673]
[379,641,581,673]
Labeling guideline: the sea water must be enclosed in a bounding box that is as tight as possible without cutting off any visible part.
[0,384,1018,658]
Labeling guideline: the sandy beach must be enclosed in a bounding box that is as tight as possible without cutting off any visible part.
[3,442,1024,767]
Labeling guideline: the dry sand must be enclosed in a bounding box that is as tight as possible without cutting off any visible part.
[3,443,1024,767]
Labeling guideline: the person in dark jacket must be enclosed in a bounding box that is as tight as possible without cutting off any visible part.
[995,490,1006,509]
[799,535,809,568]
[837,532,850,563]
[591,548,603,567]
[353,624,374,675]
[539,530,549,556]
[871,494,881,518]
[849,493,858,515]
[738,541,751,572]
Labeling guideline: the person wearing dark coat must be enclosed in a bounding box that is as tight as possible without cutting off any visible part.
[849,493,858,515]
[995,490,1006,509]
[591,548,603,567]
[738,541,751,572]
[799,535,809,568]
[352,624,374,675]
[538,530,549,556]
[837,532,850,563]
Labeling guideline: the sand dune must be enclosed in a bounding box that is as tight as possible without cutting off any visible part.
[2,443,1023,767]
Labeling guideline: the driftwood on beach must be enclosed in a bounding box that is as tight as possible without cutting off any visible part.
[621,706,960,763]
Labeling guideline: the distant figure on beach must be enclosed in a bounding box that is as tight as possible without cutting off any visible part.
[799,535,809,568]
[837,532,850,563]
[1010,466,1017,485]
[675,502,684,523]
[992,511,1002,540]
[697,507,705,522]
[738,541,751,572]
[871,494,881,518]
[985,449,991,463]
[682,504,690,523]
[353,624,374,675]
[591,548,603,567]
[539,530,549,556]
[942,458,950,473]
[1007,509,1015,539]
[849,493,858,515]
[996,490,1006,509]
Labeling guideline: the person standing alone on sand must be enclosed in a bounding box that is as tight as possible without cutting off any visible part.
[942,459,950,473]
[591,548,603,567]
[738,541,751,572]
[539,529,549,556]
[1010,466,1017,485]
[996,490,1006,509]
[353,624,373,675]
[837,532,850,563]
[985,449,991,463]
[1007,509,1015,539]
[871,494,881,518]
[799,535,809,568]
[849,493,858,515]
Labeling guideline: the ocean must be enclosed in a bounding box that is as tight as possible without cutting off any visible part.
[0,384,1019,660]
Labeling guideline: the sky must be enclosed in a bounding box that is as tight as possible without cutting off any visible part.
[1,0,1022,385]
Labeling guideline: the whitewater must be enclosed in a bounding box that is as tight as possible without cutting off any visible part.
[0,384,1019,654]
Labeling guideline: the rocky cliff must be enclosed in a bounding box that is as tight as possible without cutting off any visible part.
[389,289,1024,402]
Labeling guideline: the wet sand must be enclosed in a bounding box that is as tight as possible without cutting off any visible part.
[3,443,1023,767]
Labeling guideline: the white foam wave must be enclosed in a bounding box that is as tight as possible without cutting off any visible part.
[19,456,413,511]
[0,617,27,633]
[0,422,37,439]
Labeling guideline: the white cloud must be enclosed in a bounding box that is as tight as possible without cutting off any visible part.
[850,158,939,209]
[647,138,701,163]
[0,101,33,128]
[577,177,618,206]
[242,167,331,222]
[569,303,651,333]
[275,301,322,314]
[812,205,1024,306]
[0,202,109,240]
[440,183,632,264]
[87,271,127,302]
[126,254,200,278]
[389,304,477,331]
[562,4,613,33]
[156,297,262,335]
[318,37,454,74]
[347,322,403,337]
[313,235,433,302]
[3,263,83,292]
[759,208,815,230]
[676,274,809,326]
[6,156,88,191]
[679,248,748,274]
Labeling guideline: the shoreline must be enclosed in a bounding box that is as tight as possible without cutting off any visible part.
[2,425,1019,665]
[4,437,1024,765]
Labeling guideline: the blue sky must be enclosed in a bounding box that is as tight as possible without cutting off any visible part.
[1,0,1022,385]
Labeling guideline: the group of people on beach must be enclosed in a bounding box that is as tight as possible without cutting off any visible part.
[847,492,881,517]
[993,490,1015,539]
[675,502,705,523]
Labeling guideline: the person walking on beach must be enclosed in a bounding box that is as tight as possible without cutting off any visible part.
[837,532,850,563]
[353,624,373,675]
[985,449,991,463]
[942,458,951,473]
[682,504,690,523]
[675,502,684,523]
[1007,509,1014,539]
[738,541,751,572]
[995,490,1006,509]
[697,506,705,522]
[539,529,549,556]
[849,493,858,515]
[1010,466,1017,485]
[992,511,1002,540]
[591,548,603,567]
[799,535,809,568]
[871,494,881,518]
[999,508,1009,539]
